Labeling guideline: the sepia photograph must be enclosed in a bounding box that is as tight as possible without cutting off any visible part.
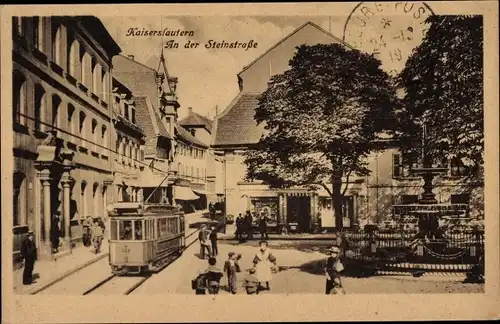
[1,1,499,323]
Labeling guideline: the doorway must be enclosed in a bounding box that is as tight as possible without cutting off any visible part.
[286,196,311,233]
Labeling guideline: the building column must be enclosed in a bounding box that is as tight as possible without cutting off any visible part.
[39,171,53,257]
[61,174,72,252]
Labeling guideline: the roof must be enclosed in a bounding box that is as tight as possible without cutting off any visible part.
[73,16,121,56]
[134,96,172,140]
[179,111,213,133]
[238,21,355,77]
[175,124,208,148]
[212,93,263,147]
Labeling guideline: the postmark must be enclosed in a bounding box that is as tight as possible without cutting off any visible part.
[343,2,435,76]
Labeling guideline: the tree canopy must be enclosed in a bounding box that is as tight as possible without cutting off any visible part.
[397,15,484,167]
[244,43,398,230]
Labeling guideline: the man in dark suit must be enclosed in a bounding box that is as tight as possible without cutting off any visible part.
[21,231,37,285]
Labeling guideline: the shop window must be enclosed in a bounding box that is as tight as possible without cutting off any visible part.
[13,71,27,125]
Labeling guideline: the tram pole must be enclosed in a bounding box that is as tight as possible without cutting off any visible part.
[144,172,171,204]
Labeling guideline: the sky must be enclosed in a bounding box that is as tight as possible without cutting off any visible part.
[101,9,429,120]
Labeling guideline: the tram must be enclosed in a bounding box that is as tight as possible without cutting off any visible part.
[107,202,186,275]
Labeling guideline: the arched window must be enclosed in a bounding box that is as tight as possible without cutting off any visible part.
[91,119,98,151]
[101,125,107,153]
[67,103,76,136]
[67,38,79,79]
[13,172,26,226]
[101,70,108,103]
[79,111,86,147]
[32,16,44,51]
[13,17,24,36]
[34,84,46,132]
[51,94,61,131]
[91,58,98,94]
[92,183,99,217]
[51,22,63,66]
[102,185,108,216]
[79,47,86,87]
[81,181,88,218]
[13,71,27,125]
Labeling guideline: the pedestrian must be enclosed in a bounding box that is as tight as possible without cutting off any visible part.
[209,225,218,256]
[245,211,254,240]
[51,213,61,253]
[243,268,260,295]
[235,214,243,241]
[223,252,241,294]
[192,270,207,295]
[204,257,223,295]
[92,219,104,254]
[20,231,37,285]
[259,215,268,239]
[198,225,211,259]
[252,240,277,291]
[81,216,93,247]
[324,246,345,295]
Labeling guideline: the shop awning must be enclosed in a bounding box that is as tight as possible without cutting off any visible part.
[174,186,199,201]
[193,188,208,195]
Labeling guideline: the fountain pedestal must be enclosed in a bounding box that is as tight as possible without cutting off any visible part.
[412,167,448,205]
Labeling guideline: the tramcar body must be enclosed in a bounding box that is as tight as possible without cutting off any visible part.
[107,202,185,275]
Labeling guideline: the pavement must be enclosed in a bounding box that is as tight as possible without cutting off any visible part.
[132,240,484,295]
[13,209,208,295]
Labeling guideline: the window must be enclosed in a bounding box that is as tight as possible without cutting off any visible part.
[101,126,107,152]
[13,17,24,36]
[101,71,108,103]
[34,84,46,132]
[91,57,98,94]
[13,172,26,226]
[131,105,136,124]
[190,147,193,157]
[158,218,168,237]
[92,183,99,217]
[119,220,132,240]
[102,186,108,219]
[67,104,75,135]
[110,220,118,240]
[51,94,61,131]
[134,220,143,240]
[80,47,87,86]
[81,182,88,218]
[124,102,129,120]
[68,38,79,78]
[79,111,86,147]
[13,71,27,125]
[91,119,98,151]
[32,16,44,51]
[392,152,418,178]
[51,22,62,66]
[451,194,470,204]
[140,149,144,161]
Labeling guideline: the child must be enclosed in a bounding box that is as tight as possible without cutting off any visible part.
[192,270,207,295]
[243,268,260,295]
[204,257,223,295]
[223,252,241,294]
[324,246,345,295]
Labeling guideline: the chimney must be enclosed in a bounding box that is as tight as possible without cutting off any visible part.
[127,55,135,60]
[188,107,193,115]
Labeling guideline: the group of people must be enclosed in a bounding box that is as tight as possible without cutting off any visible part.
[198,224,219,258]
[192,240,278,295]
[235,211,269,241]
[81,216,106,254]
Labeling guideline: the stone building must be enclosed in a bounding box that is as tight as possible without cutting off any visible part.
[212,21,484,233]
[12,16,121,264]
[111,76,146,204]
[112,54,206,210]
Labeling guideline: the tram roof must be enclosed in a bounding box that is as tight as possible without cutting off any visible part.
[107,202,182,216]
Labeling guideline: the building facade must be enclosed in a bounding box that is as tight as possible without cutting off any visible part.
[212,22,484,233]
[12,16,121,264]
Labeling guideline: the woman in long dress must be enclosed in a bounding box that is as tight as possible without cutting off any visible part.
[252,240,277,291]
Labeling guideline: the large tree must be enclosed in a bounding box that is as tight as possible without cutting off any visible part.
[244,43,398,231]
[397,15,484,168]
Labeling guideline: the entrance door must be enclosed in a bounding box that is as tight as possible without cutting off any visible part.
[286,196,311,233]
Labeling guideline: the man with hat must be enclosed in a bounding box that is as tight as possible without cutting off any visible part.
[20,231,37,285]
[324,246,345,294]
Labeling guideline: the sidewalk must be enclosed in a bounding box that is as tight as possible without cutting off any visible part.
[14,240,109,295]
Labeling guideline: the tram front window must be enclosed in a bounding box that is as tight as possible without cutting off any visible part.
[134,220,143,240]
[120,221,133,240]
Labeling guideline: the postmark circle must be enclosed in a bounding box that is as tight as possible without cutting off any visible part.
[343,2,434,76]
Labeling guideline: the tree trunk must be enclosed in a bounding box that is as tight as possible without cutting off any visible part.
[332,175,343,232]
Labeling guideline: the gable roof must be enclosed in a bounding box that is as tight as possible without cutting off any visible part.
[238,21,355,77]
[134,96,172,140]
[212,93,263,147]
[175,124,209,148]
[179,111,213,133]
